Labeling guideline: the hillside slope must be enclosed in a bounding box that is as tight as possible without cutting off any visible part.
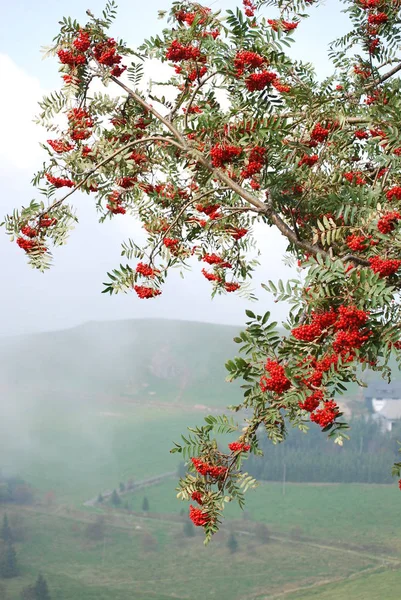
[0,319,245,407]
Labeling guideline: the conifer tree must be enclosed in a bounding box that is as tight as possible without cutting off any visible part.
[110,489,121,507]
[33,573,51,600]
[227,532,238,554]
[0,542,18,579]
[0,517,12,544]
[142,497,150,512]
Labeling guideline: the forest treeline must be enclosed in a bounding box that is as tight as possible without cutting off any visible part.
[245,418,400,484]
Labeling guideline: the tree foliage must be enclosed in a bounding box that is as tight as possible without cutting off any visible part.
[6,0,401,541]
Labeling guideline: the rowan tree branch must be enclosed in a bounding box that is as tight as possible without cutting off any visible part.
[37,136,185,219]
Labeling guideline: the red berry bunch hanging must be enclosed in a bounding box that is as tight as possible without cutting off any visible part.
[260,359,291,394]
[202,269,221,282]
[191,491,203,505]
[191,458,227,478]
[298,154,318,168]
[67,108,94,141]
[224,282,240,292]
[45,173,75,188]
[228,441,251,452]
[242,0,256,17]
[47,139,74,153]
[210,144,242,167]
[298,389,324,412]
[377,212,401,234]
[367,12,388,25]
[346,234,369,252]
[133,285,161,299]
[57,49,86,67]
[343,171,366,185]
[136,263,156,277]
[268,19,299,32]
[241,146,266,178]
[369,257,401,277]
[73,30,91,52]
[230,227,248,240]
[166,40,201,62]
[386,186,401,201]
[233,51,265,76]
[310,123,330,143]
[245,71,278,91]
[310,400,339,428]
[106,191,126,214]
[189,505,210,526]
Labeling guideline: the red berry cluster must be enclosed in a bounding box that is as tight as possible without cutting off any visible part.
[117,177,137,189]
[292,309,337,342]
[93,37,124,77]
[73,30,91,52]
[234,51,265,76]
[189,505,210,526]
[228,441,251,452]
[354,129,369,139]
[57,49,86,67]
[136,263,156,277]
[369,257,401,277]
[267,19,299,32]
[343,171,366,185]
[196,203,221,219]
[202,269,220,282]
[191,457,227,478]
[45,173,75,188]
[191,491,203,505]
[245,70,278,91]
[298,154,318,168]
[311,123,330,143]
[202,254,231,268]
[106,191,126,214]
[241,146,266,179]
[210,144,242,167]
[225,282,240,292]
[166,40,201,62]
[133,285,161,299]
[164,237,180,248]
[360,0,381,8]
[260,359,291,394]
[230,227,248,240]
[243,0,256,18]
[298,389,324,412]
[377,212,401,234]
[346,234,370,252]
[47,139,74,154]
[67,108,94,141]
[310,400,339,428]
[367,12,388,25]
[386,186,401,202]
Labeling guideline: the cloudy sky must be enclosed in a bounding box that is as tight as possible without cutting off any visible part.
[0,0,350,336]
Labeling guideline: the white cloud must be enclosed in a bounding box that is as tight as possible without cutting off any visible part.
[0,54,48,171]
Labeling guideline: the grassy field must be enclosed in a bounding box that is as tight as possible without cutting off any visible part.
[125,479,401,553]
[0,506,379,600]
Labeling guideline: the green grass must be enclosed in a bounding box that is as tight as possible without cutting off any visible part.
[127,479,401,553]
[0,507,376,600]
[286,568,401,600]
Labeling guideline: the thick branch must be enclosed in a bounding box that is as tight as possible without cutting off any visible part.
[110,75,188,147]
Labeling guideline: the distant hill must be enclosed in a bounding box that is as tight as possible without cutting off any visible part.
[0,317,398,410]
[0,319,246,407]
